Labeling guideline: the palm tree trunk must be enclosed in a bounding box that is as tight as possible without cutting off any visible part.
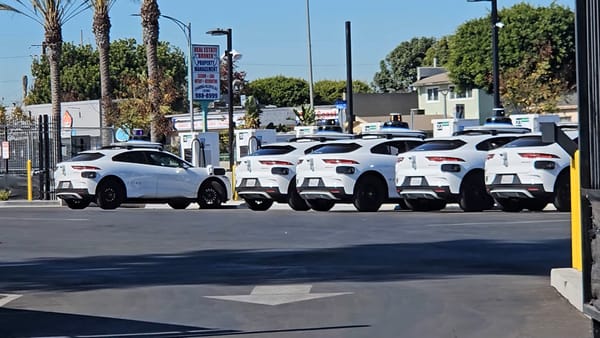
[47,41,63,164]
[141,0,160,142]
[93,3,114,146]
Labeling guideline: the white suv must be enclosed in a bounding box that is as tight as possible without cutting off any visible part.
[235,134,353,211]
[54,143,231,210]
[485,129,577,212]
[296,133,425,212]
[395,129,528,212]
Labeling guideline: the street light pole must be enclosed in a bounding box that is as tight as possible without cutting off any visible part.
[467,0,502,115]
[441,89,449,119]
[207,28,234,171]
[306,0,315,110]
[157,15,195,132]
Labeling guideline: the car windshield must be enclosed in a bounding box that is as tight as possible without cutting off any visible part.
[502,136,549,148]
[411,140,466,151]
[249,145,295,156]
[310,143,361,154]
[68,152,105,161]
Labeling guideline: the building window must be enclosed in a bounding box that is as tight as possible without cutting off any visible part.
[454,104,465,119]
[427,88,439,101]
[449,86,472,99]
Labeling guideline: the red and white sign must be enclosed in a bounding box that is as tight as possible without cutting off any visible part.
[1,141,9,159]
[192,44,221,101]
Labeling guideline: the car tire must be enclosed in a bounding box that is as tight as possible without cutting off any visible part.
[405,198,446,211]
[65,198,91,210]
[288,182,310,211]
[553,172,571,212]
[496,198,524,212]
[198,180,224,209]
[458,172,494,212]
[245,198,274,211]
[353,175,385,212]
[168,199,191,210]
[524,199,548,211]
[96,178,125,210]
[307,198,335,212]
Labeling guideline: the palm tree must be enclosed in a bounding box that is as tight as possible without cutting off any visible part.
[0,0,87,162]
[140,0,161,142]
[88,0,116,146]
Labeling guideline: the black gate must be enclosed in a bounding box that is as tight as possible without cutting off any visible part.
[576,0,600,335]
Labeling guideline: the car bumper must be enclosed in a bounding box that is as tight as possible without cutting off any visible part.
[236,185,286,202]
[55,188,93,200]
[396,185,455,201]
[486,183,553,200]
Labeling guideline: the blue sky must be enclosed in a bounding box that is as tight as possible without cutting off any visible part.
[0,0,573,105]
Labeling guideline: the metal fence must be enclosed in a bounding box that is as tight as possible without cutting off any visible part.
[0,117,114,199]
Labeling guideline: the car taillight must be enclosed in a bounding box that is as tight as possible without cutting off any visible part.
[322,159,359,165]
[259,160,294,166]
[71,165,101,170]
[487,154,495,160]
[397,157,404,163]
[518,153,559,159]
[426,156,465,162]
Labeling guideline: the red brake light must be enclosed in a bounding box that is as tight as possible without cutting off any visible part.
[322,159,359,165]
[426,156,465,162]
[259,160,294,166]
[518,153,559,159]
[487,154,495,160]
[71,165,101,170]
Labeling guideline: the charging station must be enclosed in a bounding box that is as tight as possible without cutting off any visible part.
[234,129,277,160]
[179,132,220,167]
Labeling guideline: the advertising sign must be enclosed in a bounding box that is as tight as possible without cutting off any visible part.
[192,44,221,101]
[1,141,9,159]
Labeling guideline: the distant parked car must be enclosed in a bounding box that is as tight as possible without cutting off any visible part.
[485,128,578,212]
[395,128,529,212]
[54,142,231,210]
[235,133,354,211]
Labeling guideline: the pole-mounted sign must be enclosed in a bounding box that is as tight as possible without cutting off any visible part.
[192,44,220,132]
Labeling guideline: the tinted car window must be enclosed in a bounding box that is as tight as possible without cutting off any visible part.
[147,152,185,168]
[311,143,361,154]
[371,141,421,155]
[68,152,105,161]
[412,140,466,151]
[476,137,518,151]
[113,151,148,165]
[502,136,548,148]
[250,145,295,156]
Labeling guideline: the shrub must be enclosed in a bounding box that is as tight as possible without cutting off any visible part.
[0,189,11,201]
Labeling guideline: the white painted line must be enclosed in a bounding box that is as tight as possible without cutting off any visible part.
[0,217,89,222]
[425,219,569,227]
[0,293,22,307]
[205,284,352,306]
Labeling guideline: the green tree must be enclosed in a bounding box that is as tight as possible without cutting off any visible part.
[292,104,315,126]
[25,40,186,106]
[423,36,451,67]
[247,76,309,107]
[241,95,261,129]
[89,0,116,146]
[313,80,371,105]
[140,0,161,142]
[447,3,575,95]
[0,0,88,162]
[501,43,565,114]
[373,37,437,93]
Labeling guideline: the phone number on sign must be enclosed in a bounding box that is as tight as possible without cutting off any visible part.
[194,93,219,100]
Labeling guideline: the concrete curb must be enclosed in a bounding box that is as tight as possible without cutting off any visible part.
[0,200,62,207]
[550,267,583,312]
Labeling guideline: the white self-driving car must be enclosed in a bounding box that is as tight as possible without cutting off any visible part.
[296,132,425,212]
[235,133,354,211]
[485,128,578,212]
[54,142,232,210]
[395,128,529,212]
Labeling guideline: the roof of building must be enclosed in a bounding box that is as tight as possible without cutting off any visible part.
[412,72,451,87]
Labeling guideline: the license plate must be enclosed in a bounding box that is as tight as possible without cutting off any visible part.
[308,178,320,187]
[410,177,422,186]
[246,179,256,187]
[59,181,71,189]
[500,175,514,184]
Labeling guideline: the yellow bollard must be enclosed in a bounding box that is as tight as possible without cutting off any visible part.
[232,164,238,201]
[26,160,32,201]
[571,151,582,271]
